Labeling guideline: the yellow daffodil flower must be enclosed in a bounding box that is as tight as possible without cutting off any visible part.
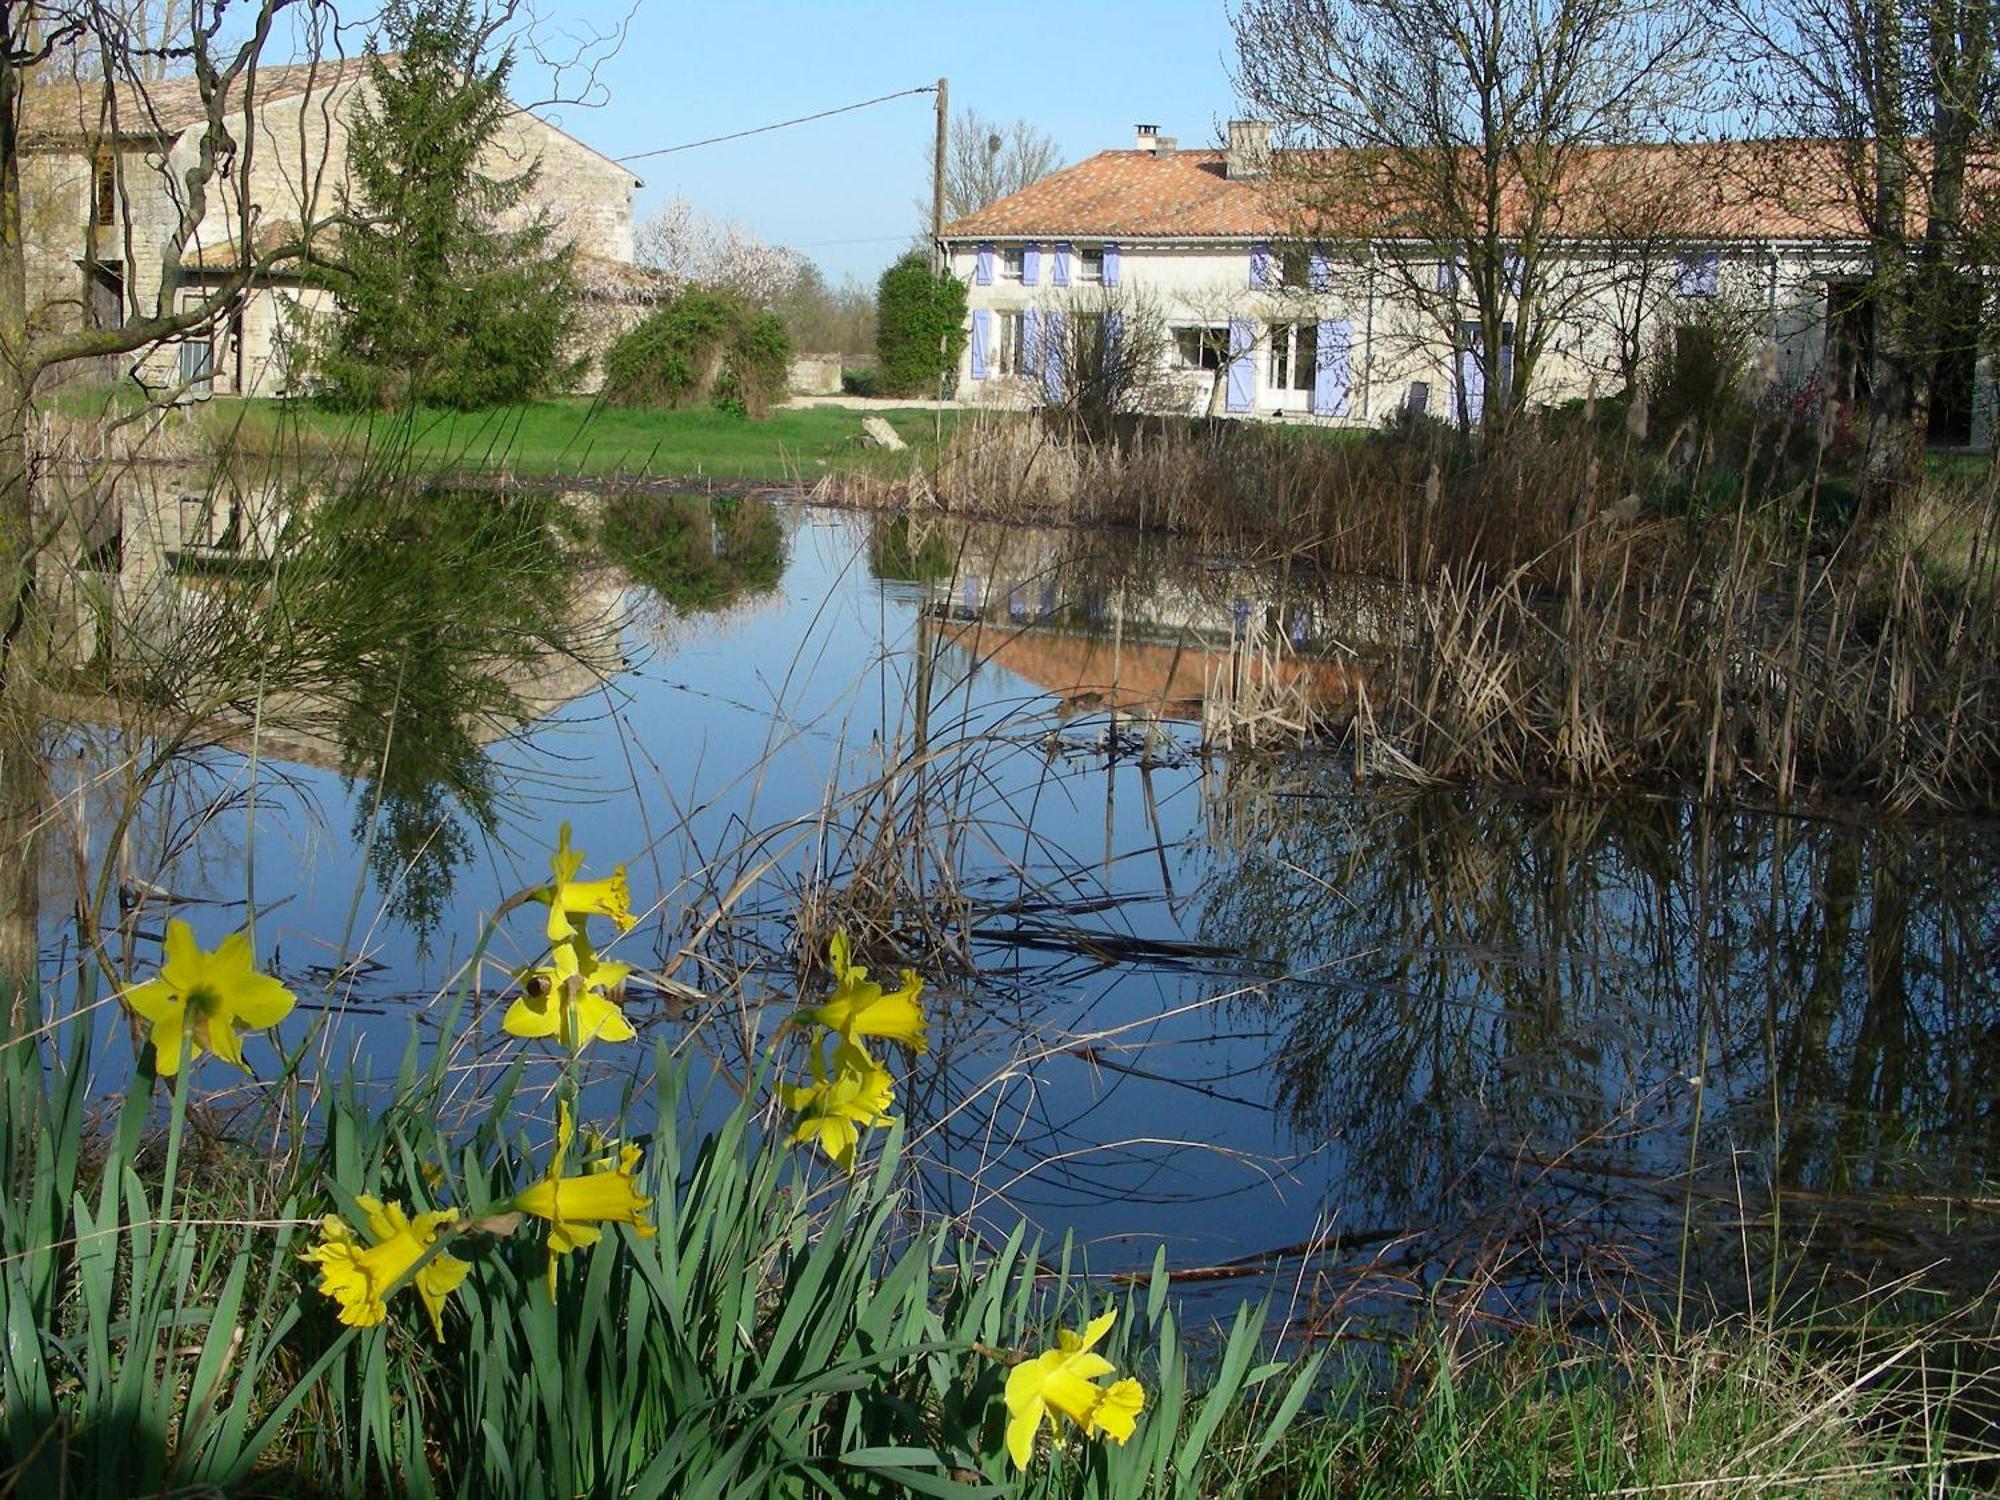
[512,1100,655,1298]
[797,930,928,1053]
[502,928,636,1049]
[119,919,296,1077]
[781,1034,896,1172]
[1004,1307,1147,1470]
[535,822,635,944]
[302,1196,469,1340]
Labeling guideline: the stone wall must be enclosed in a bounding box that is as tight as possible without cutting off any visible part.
[788,353,843,396]
[22,70,636,399]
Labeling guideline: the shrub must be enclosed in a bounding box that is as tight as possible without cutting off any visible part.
[1645,299,1761,439]
[874,252,967,397]
[603,288,793,419]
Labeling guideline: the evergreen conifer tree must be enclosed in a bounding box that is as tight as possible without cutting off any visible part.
[312,0,578,409]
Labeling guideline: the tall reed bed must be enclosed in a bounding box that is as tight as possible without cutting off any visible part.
[894,410,2000,810]
[1358,488,2000,810]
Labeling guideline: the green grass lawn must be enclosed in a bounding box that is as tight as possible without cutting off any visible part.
[191,396,956,482]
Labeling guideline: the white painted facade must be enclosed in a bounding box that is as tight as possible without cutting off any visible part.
[940,235,1919,433]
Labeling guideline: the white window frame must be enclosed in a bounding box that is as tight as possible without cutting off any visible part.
[995,310,1027,375]
[1174,325,1229,372]
[1267,322,1318,392]
[1000,246,1025,282]
[1079,246,1104,283]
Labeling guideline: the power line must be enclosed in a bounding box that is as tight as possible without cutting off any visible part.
[615,85,936,165]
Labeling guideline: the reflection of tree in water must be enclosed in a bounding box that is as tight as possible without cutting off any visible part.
[1197,764,2000,1230]
[866,514,957,584]
[596,494,785,614]
[292,486,585,939]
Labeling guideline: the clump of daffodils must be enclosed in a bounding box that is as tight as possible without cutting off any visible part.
[304,1197,470,1340]
[503,822,639,1052]
[1004,1307,1147,1469]
[512,1099,655,1299]
[783,931,927,1171]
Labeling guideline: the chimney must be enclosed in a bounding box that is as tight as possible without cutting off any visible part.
[1153,136,1177,156]
[1225,120,1273,180]
[1134,123,1160,151]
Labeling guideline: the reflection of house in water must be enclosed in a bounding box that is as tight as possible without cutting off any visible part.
[44,468,628,770]
[913,524,1401,742]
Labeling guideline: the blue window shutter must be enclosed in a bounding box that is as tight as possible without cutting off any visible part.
[1250,242,1272,289]
[1103,310,1124,374]
[1227,317,1255,412]
[1022,309,1042,375]
[1309,250,1332,292]
[1043,311,1068,402]
[1312,319,1351,417]
[976,244,994,286]
[1103,242,1121,287]
[970,308,991,379]
[1437,258,1457,294]
[1504,251,1525,297]
[1457,337,1485,426]
[1053,242,1072,287]
[1023,243,1041,286]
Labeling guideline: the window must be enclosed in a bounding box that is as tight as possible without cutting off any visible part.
[1676,250,1720,298]
[1001,247,1024,281]
[1268,322,1319,391]
[1175,326,1229,371]
[93,153,116,227]
[1080,247,1104,283]
[995,310,1027,375]
[1278,244,1312,289]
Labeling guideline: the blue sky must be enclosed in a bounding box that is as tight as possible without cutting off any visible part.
[507,1,1244,286]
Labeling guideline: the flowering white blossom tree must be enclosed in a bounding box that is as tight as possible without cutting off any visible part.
[634,199,811,309]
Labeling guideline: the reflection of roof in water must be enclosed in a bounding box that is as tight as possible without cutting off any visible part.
[934,616,1358,721]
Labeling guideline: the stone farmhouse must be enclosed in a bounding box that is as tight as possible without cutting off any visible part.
[940,123,1991,447]
[19,56,642,398]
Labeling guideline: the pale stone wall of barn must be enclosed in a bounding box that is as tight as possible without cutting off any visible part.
[24,73,635,399]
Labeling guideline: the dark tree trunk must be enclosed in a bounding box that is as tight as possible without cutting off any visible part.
[0,22,42,1018]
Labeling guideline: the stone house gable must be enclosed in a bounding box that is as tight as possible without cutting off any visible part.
[21,57,640,398]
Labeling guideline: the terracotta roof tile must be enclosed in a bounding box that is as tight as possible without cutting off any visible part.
[21,57,375,143]
[943,140,1889,244]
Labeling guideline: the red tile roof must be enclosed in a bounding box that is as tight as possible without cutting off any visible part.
[942,140,1884,244]
[21,57,375,143]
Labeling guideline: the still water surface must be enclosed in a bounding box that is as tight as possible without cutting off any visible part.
[50,488,2000,1301]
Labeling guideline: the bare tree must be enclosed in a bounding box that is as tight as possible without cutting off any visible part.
[1233,0,1714,435]
[926,106,1061,224]
[1722,0,2000,504]
[1038,284,1180,434]
[0,0,622,999]
[0,0,352,999]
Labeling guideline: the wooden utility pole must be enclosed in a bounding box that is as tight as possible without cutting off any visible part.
[931,76,948,271]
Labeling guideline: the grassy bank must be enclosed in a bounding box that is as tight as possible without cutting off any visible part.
[181,394,958,483]
[8,1015,1993,1496]
[203,394,960,482]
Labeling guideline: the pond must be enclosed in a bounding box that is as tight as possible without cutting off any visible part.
[40,475,2000,1314]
